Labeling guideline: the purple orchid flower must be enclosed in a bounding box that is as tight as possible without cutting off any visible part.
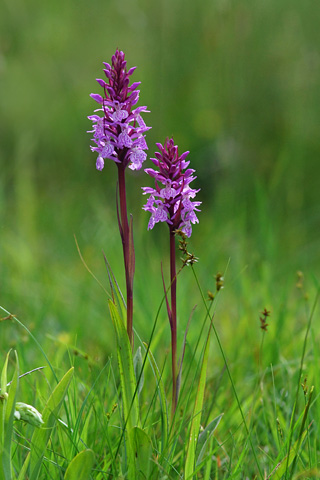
[88,49,150,172]
[142,138,201,238]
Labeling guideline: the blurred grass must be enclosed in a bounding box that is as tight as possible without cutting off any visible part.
[0,0,319,360]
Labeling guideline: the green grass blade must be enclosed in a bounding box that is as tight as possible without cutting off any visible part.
[143,343,169,451]
[191,265,264,478]
[284,288,319,478]
[266,387,314,479]
[176,306,195,401]
[0,351,10,395]
[16,457,29,480]
[26,367,74,480]
[185,324,211,479]
[1,351,19,480]
[289,385,314,477]
[269,429,308,480]
[0,353,10,472]
[64,449,95,480]
[203,435,214,480]
[0,307,58,384]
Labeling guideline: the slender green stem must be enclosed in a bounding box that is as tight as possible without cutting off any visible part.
[117,164,134,348]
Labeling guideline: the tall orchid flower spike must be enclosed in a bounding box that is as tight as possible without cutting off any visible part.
[142,138,201,415]
[88,50,150,348]
[88,49,150,172]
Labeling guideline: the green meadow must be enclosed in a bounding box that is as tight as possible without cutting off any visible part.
[1,0,319,478]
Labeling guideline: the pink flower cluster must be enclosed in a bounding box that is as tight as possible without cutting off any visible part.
[142,138,201,237]
[88,50,150,171]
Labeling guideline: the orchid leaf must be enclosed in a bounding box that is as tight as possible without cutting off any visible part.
[64,449,95,480]
[128,213,135,288]
[196,414,223,467]
[104,254,127,322]
[133,347,144,398]
[143,343,168,451]
[132,427,153,479]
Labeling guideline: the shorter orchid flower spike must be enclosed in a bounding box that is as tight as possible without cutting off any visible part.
[142,138,201,238]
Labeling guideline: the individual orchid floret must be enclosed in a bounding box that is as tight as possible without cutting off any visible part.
[142,138,201,238]
[88,49,150,171]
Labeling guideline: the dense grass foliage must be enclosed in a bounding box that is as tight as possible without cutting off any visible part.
[0,0,319,478]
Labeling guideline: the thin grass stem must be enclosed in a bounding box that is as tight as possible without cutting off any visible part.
[0,306,58,383]
[190,266,264,479]
[285,288,319,479]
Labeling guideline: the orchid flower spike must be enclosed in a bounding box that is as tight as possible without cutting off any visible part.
[142,138,201,237]
[88,49,150,172]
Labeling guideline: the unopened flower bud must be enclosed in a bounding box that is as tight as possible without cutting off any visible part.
[14,402,44,427]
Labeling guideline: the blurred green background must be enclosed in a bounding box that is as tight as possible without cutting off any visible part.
[1,0,319,357]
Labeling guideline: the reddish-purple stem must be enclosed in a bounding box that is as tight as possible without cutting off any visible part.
[117,164,134,348]
[169,227,177,416]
